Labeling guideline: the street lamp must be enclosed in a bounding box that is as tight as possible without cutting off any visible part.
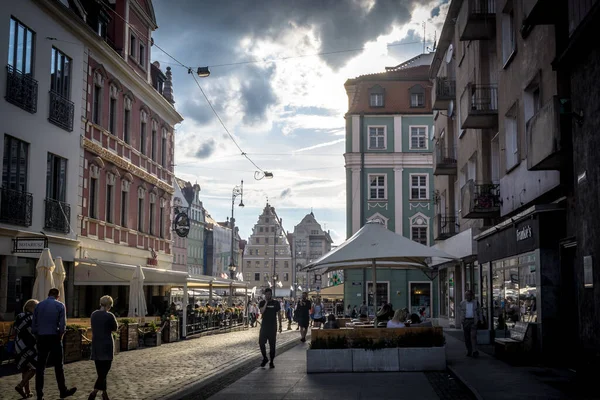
[229,180,244,279]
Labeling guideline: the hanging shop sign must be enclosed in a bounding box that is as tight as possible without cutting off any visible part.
[12,237,48,253]
[173,211,190,238]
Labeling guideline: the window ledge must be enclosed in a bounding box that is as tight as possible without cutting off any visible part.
[505,160,520,174]
[368,199,388,202]
[409,199,430,202]
[502,50,517,69]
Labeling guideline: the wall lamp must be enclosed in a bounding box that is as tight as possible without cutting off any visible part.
[254,171,274,180]
[188,67,210,77]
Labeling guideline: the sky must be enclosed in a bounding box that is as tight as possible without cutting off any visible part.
[151,0,450,244]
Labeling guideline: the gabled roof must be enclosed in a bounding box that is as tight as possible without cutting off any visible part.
[131,0,158,30]
[345,53,433,85]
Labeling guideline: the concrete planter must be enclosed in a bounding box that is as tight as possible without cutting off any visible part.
[306,349,353,373]
[398,347,446,371]
[352,348,399,372]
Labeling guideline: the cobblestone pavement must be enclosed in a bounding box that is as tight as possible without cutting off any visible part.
[0,327,303,400]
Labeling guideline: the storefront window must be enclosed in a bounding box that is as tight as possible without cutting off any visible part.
[409,282,432,318]
[448,269,455,318]
[439,269,448,317]
[491,253,537,331]
[367,282,389,313]
[481,263,489,329]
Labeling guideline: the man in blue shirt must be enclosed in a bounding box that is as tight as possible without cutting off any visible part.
[32,288,77,400]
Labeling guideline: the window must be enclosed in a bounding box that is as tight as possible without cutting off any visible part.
[89,177,98,219]
[254,273,260,281]
[140,121,146,154]
[121,190,128,227]
[275,238,279,244]
[107,97,117,134]
[284,273,289,281]
[271,226,275,232]
[97,20,107,38]
[46,153,67,202]
[92,85,101,125]
[265,218,269,223]
[255,237,260,244]
[524,83,541,124]
[410,175,428,200]
[8,17,35,74]
[161,130,167,167]
[265,237,269,244]
[368,126,386,150]
[369,175,386,200]
[159,205,164,238]
[255,261,260,267]
[410,93,424,107]
[50,47,71,98]
[502,10,516,65]
[284,261,289,268]
[149,201,155,235]
[410,126,427,149]
[260,227,264,232]
[151,129,157,160]
[505,105,519,170]
[369,85,385,107]
[106,183,113,223]
[410,214,429,245]
[130,35,136,58]
[123,108,130,143]
[138,198,144,232]
[139,43,145,67]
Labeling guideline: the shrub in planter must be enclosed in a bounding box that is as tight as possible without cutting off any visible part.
[63,325,85,363]
[143,321,162,347]
[118,318,139,351]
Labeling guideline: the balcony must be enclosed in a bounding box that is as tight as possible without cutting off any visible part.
[5,65,38,114]
[44,198,71,234]
[435,214,459,240]
[0,187,33,227]
[461,180,501,219]
[527,96,562,171]
[460,84,498,129]
[434,144,457,175]
[48,91,74,132]
[458,0,496,41]
[432,77,456,110]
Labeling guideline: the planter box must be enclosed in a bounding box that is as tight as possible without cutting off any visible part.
[478,329,491,345]
[144,331,161,347]
[63,330,83,364]
[306,349,353,373]
[398,347,446,371]
[352,348,399,372]
[120,324,139,351]
[113,337,120,355]
[162,321,179,343]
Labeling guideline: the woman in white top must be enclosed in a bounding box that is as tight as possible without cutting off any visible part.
[312,297,325,328]
[387,309,408,328]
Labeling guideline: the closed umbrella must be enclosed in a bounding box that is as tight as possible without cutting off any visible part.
[32,248,56,301]
[53,257,66,307]
[128,265,147,317]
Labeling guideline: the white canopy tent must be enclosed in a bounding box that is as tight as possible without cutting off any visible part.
[305,220,458,315]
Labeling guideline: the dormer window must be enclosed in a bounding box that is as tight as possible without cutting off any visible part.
[130,35,136,58]
[410,85,425,108]
[97,21,107,38]
[369,85,385,107]
[139,43,145,67]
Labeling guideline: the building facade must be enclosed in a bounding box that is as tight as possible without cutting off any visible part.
[244,203,292,297]
[0,0,84,318]
[343,54,438,317]
[172,179,189,273]
[292,212,333,292]
[73,0,183,316]
[177,180,204,276]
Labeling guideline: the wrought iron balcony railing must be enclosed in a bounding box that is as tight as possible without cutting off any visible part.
[435,214,459,240]
[0,187,33,227]
[48,91,74,132]
[44,198,71,234]
[435,77,456,99]
[5,65,38,114]
[461,180,501,218]
[468,84,498,112]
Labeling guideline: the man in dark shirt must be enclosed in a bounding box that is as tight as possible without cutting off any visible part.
[295,292,311,342]
[32,288,77,400]
[258,288,281,368]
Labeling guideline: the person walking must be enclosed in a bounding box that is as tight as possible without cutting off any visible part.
[295,292,311,342]
[258,288,282,368]
[32,288,77,400]
[312,297,325,328]
[88,295,118,400]
[459,290,483,358]
[13,299,39,399]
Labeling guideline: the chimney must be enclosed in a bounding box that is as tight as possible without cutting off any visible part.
[163,66,175,105]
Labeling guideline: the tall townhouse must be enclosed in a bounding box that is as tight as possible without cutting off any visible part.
[244,203,292,297]
[431,0,573,361]
[64,0,184,317]
[292,212,333,292]
[177,180,204,276]
[0,0,84,318]
[551,0,600,377]
[172,179,190,273]
[343,54,438,318]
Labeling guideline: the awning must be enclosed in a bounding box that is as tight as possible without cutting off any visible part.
[187,276,249,289]
[309,283,344,298]
[74,259,188,286]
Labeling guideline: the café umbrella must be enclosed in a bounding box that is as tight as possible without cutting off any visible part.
[128,265,148,317]
[305,220,458,316]
[32,248,56,301]
[52,257,67,307]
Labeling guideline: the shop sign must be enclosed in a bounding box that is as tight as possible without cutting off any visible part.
[516,225,533,241]
[12,237,48,253]
[173,211,190,238]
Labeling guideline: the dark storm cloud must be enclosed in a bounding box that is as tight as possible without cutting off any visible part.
[280,188,292,199]
[431,6,441,17]
[153,0,419,70]
[240,65,277,125]
[195,139,216,159]
[387,29,424,59]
